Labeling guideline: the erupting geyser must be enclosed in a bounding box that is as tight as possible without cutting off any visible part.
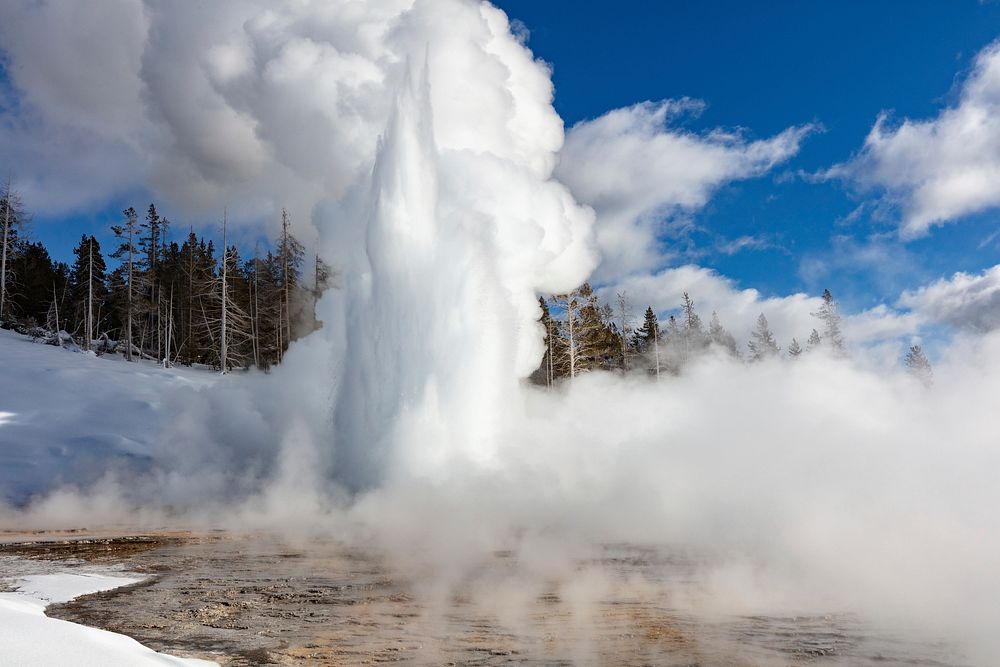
[317,9,594,488]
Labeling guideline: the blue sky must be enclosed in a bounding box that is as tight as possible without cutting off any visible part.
[6,1,1000,344]
[495,0,1000,310]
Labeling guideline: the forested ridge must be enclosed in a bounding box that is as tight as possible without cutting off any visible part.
[0,185,327,371]
[532,287,933,385]
[0,184,933,381]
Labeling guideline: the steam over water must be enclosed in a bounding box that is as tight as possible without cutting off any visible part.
[3,1,1000,664]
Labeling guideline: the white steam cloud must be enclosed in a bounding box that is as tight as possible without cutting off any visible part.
[2,2,1000,664]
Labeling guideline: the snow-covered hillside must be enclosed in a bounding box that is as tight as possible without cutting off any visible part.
[0,329,220,505]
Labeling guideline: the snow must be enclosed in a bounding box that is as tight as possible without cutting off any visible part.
[0,328,220,504]
[0,328,226,665]
[0,565,217,666]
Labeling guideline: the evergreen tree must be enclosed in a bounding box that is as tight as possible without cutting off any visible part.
[807,328,822,351]
[616,292,633,371]
[680,292,709,356]
[532,296,566,386]
[548,283,617,377]
[69,235,108,349]
[812,288,845,354]
[904,344,933,386]
[576,283,619,373]
[747,313,780,361]
[110,207,140,360]
[8,242,66,327]
[633,306,661,377]
[787,338,802,358]
[708,311,739,357]
[661,314,683,373]
[139,203,169,360]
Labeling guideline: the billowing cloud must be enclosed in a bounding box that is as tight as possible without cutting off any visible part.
[0,0,151,213]
[0,0,573,235]
[898,264,1000,332]
[835,40,1000,237]
[557,100,813,281]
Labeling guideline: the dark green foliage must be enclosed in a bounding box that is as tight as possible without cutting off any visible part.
[7,242,68,326]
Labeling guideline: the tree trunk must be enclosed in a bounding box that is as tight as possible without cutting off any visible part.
[220,210,228,374]
[51,283,61,348]
[86,237,93,351]
[0,175,11,322]
[566,296,576,379]
[126,222,134,361]
[653,321,660,379]
[165,284,173,368]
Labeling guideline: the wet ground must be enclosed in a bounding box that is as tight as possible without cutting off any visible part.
[0,531,969,666]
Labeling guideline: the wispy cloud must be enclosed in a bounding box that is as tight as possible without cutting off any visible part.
[714,234,778,256]
[829,40,1000,237]
[898,264,1000,332]
[557,100,815,282]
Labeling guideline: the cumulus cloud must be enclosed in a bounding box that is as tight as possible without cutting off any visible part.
[557,100,813,281]
[834,40,1000,237]
[898,264,1000,332]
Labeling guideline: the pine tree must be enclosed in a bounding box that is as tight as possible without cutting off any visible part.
[747,313,780,361]
[633,306,661,377]
[807,328,821,351]
[812,289,845,354]
[533,296,565,386]
[616,292,633,372]
[9,242,66,327]
[575,283,619,373]
[69,235,108,349]
[139,203,169,360]
[680,292,709,356]
[110,207,140,360]
[787,338,802,358]
[548,284,617,377]
[708,311,739,357]
[904,344,933,386]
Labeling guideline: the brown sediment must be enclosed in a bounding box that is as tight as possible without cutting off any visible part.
[0,532,963,667]
[0,532,195,562]
[1,531,724,666]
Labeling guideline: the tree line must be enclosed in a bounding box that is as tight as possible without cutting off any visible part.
[0,183,328,372]
[0,181,934,382]
[531,286,933,386]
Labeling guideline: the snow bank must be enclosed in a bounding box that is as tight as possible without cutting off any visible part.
[0,568,217,666]
[0,328,220,505]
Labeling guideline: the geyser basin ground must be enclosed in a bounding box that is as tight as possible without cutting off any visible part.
[0,530,967,666]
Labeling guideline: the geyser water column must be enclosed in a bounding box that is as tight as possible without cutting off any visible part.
[324,2,595,490]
